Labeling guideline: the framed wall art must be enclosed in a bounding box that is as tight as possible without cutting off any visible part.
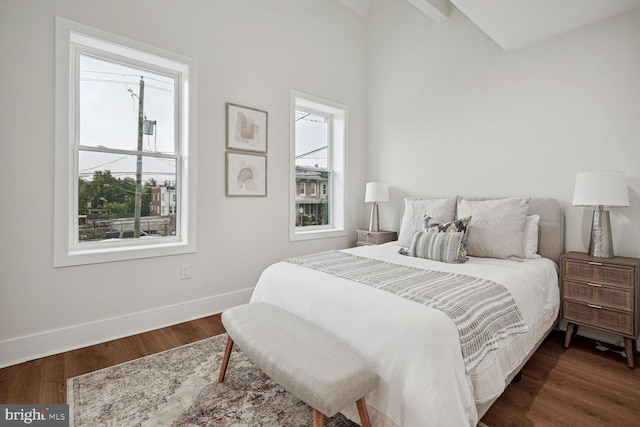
[226,151,267,197]
[226,103,268,153]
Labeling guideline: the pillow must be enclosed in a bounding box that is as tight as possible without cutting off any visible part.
[424,216,470,234]
[397,197,457,247]
[424,216,471,262]
[408,231,466,264]
[523,214,541,259]
[456,197,530,259]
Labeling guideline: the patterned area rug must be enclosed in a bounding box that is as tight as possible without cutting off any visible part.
[67,333,358,426]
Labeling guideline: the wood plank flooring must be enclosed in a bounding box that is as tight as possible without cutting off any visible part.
[1,315,638,426]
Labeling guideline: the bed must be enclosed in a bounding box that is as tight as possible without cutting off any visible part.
[250,197,563,426]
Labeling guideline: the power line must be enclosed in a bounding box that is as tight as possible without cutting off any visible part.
[81,69,173,85]
[80,77,173,93]
[79,171,176,177]
[296,145,328,159]
[79,155,129,172]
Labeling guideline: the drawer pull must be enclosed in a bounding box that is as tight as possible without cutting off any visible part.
[587,261,603,266]
[587,283,602,288]
[587,304,602,309]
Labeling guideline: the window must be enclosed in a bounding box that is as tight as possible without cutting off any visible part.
[54,18,197,266]
[290,91,347,240]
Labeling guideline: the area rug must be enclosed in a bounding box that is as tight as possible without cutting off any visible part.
[67,333,358,426]
[68,333,492,426]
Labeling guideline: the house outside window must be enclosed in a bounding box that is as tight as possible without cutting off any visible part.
[54,18,197,266]
[290,91,347,240]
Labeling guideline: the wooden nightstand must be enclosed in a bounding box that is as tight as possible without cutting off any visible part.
[355,230,397,246]
[561,251,640,368]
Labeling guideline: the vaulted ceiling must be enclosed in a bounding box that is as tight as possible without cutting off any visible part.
[335,0,640,51]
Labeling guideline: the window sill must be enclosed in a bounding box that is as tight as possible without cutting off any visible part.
[54,238,196,267]
[289,227,347,242]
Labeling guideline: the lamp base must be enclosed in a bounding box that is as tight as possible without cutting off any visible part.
[588,208,614,258]
[368,203,379,232]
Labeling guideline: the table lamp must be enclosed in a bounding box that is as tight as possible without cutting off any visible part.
[365,182,389,232]
[572,171,629,258]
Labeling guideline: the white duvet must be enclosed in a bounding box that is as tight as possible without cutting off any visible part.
[250,243,559,427]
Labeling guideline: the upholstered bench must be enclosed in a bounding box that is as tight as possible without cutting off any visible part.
[218,302,379,427]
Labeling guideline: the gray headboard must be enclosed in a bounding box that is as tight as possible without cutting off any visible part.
[460,197,564,265]
[527,198,564,265]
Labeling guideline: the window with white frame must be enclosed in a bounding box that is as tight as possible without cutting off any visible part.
[54,18,197,266]
[290,91,347,240]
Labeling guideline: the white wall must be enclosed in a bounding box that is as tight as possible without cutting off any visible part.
[366,0,640,261]
[0,0,367,367]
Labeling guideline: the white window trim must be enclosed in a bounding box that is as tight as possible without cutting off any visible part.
[54,17,198,267]
[290,90,347,241]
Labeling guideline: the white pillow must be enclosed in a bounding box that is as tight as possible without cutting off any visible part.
[523,214,541,259]
[397,197,457,247]
[456,197,530,259]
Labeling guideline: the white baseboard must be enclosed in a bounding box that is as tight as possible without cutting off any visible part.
[0,288,253,368]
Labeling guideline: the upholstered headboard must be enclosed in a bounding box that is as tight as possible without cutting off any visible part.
[399,196,564,265]
[527,198,564,265]
[458,197,564,265]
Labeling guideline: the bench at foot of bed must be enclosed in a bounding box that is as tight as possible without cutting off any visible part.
[218,302,380,427]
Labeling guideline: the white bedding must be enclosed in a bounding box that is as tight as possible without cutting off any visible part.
[250,242,559,427]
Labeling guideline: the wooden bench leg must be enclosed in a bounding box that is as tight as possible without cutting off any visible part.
[218,336,234,383]
[356,397,372,427]
[312,408,324,427]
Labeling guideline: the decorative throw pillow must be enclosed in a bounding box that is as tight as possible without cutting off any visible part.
[397,197,457,248]
[408,231,466,264]
[423,216,471,262]
[523,214,541,259]
[456,197,529,259]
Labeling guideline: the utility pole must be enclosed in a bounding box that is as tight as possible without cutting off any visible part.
[134,77,144,238]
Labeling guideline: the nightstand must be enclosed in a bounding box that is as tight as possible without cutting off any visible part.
[561,251,640,368]
[355,230,397,246]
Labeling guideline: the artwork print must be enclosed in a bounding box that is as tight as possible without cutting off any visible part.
[226,151,267,197]
[226,103,268,153]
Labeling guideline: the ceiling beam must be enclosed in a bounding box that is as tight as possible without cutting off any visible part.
[407,0,453,22]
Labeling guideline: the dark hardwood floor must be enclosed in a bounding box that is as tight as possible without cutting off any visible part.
[0,315,224,405]
[1,315,638,426]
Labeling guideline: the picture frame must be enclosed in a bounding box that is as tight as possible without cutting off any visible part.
[226,151,267,197]
[226,103,268,153]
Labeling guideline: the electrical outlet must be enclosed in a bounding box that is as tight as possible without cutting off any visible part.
[180,264,191,280]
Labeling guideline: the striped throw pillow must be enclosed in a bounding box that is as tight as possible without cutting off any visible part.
[408,231,466,264]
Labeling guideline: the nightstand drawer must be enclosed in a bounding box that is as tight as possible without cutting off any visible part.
[563,301,633,335]
[563,260,634,289]
[358,233,379,245]
[355,230,397,246]
[563,280,633,311]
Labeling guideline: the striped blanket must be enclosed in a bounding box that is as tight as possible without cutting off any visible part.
[285,250,528,372]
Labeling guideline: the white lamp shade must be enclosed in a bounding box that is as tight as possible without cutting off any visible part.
[365,182,389,203]
[572,171,629,207]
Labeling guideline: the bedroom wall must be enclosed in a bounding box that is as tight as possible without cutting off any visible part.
[365,0,640,260]
[365,1,640,346]
[0,0,367,367]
